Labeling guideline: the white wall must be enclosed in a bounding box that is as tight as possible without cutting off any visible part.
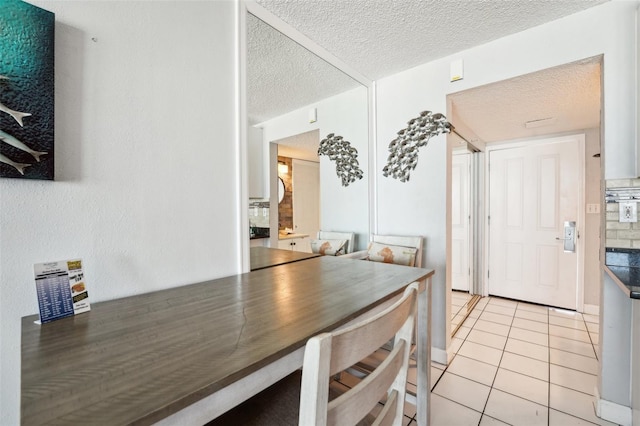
[0,1,238,424]
[259,86,370,250]
[375,1,636,359]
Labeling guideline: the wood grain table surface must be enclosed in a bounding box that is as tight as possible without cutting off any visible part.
[249,246,320,271]
[21,255,433,425]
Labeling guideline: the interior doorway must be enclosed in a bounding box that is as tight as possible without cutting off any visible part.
[446,56,602,343]
[271,129,321,245]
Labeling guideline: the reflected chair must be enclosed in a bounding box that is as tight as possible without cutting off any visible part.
[342,234,423,268]
[207,283,419,426]
[310,230,356,256]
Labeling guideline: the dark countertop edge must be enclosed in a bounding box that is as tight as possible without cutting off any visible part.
[603,265,640,299]
[605,247,640,254]
[249,235,269,240]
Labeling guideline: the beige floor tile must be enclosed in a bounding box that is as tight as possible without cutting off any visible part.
[454,326,472,339]
[549,335,596,358]
[550,364,597,395]
[466,329,508,350]
[483,304,516,317]
[431,394,482,426]
[586,322,599,334]
[450,337,464,354]
[514,309,548,323]
[504,338,549,362]
[488,298,519,308]
[512,317,549,334]
[447,354,498,386]
[479,414,510,425]
[549,308,584,320]
[549,384,602,424]
[589,333,599,345]
[480,311,513,326]
[433,372,491,412]
[582,313,599,324]
[516,302,549,314]
[484,389,548,426]
[458,341,503,366]
[468,308,481,319]
[508,327,549,346]
[549,324,591,342]
[549,348,598,375]
[549,408,599,425]
[492,368,548,406]
[461,316,479,329]
[549,315,587,330]
[473,319,510,337]
[499,351,549,381]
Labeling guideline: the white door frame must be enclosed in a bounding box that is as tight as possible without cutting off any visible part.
[483,134,586,312]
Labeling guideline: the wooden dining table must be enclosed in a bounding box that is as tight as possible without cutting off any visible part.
[21,255,434,425]
[249,246,320,270]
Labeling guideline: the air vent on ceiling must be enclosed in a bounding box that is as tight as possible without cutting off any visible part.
[524,117,557,128]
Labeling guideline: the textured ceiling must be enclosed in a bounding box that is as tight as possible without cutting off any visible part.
[247,13,360,124]
[449,57,602,144]
[255,0,607,81]
[248,0,607,143]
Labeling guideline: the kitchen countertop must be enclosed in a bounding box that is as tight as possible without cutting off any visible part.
[604,247,640,299]
[278,232,309,240]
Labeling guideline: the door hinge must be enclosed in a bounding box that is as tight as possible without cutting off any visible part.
[487,270,490,279]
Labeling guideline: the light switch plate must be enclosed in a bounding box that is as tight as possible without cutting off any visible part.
[586,204,600,214]
[619,202,638,223]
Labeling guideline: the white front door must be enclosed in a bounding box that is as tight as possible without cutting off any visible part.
[292,159,320,239]
[452,152,471,292]
[488,136,582,310]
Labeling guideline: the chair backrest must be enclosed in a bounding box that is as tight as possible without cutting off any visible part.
[317,231,356,254]
[371,234,423,268]
[298,283,419,426]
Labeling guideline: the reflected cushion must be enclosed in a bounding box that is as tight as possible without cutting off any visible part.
[310,239,347,256]
[366,242,418,266]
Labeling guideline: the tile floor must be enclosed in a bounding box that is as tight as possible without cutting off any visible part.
[451,291,476,332]
[341,295,616,426]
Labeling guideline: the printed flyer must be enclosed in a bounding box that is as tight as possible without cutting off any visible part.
[33,259,90,324]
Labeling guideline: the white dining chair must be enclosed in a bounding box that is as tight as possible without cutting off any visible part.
[206,282,419,426]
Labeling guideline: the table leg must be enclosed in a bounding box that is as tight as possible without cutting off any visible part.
[416,276,432,426]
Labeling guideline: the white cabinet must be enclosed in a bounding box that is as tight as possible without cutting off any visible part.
[250,238,270,248]
[248,126,268,199]
[277,235,311,252]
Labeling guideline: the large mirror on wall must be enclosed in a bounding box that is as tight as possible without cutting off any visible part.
[246,6,371,253]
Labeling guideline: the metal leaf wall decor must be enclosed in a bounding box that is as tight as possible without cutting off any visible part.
[317,133,363,187]
[382,111,452,182]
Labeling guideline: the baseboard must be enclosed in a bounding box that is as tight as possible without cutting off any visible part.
[594,387,632,426]
[583,304,600,316]
[431,346,452,366]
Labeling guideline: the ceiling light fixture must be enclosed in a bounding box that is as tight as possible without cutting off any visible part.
[278,161,288,174]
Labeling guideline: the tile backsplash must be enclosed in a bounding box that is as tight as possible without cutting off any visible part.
[249,201,270,228]
[605,179,640,248]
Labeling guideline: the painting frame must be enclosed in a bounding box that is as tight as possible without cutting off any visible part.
[0,0,55,180]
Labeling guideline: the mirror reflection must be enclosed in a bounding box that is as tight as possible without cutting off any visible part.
[246,11,369,253]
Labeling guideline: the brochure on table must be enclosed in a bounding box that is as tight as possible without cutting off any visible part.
[33,259,90,324]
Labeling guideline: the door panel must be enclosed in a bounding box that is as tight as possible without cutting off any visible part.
[292,159,320,239]
[488,138,580,309]
[452,153,471,291]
